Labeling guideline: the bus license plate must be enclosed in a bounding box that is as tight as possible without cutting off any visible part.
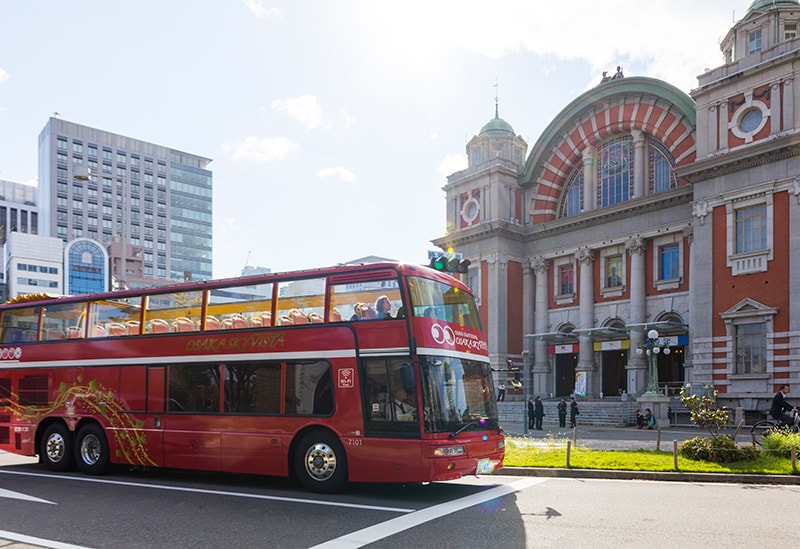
[476,458,495,474]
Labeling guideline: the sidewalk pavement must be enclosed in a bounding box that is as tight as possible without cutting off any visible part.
[496,420,800,485]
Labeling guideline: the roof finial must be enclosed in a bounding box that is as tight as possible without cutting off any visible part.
[494,78,499,119]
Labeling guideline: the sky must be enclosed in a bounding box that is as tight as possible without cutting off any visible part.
[0,0,754,279]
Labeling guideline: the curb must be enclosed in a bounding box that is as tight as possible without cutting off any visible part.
[493,466,800,485]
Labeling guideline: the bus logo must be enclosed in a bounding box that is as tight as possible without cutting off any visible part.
[338,368,354,389]
[431,324,455,346]
[0,347,22,360]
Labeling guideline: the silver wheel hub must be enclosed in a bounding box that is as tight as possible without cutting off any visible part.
[304,442,336,481]
[79,434,101,465]
[45,433,66,463]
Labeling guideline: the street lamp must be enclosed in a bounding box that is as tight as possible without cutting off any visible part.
[74,166,129,290]
[636,329,671,397]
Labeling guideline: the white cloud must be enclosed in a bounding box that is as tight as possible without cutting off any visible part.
[222,136,297,163]
[340,109,355,129]
[241,0,283,21]
[317,166,357,183]
[0,67,8,83]
[437,154,467,178]
[272,94,323,130]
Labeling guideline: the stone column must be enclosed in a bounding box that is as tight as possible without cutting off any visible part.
[582,146,595,213]
[682,225,695,385]
[532,257,551,395]
[626,236,647,396]
[576,247,596,397]
[486,252,508,378]
[631,130,646,198]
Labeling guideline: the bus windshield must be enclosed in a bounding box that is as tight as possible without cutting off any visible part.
[407,276,481,329]
[419,355,498,434]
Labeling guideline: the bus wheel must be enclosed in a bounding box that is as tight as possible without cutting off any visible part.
[41,423,74,472]
[74,423,110,475]
[294,430,348,493]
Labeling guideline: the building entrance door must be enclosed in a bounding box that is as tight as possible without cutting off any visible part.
[602,349,627,397]
[555,353,577,397]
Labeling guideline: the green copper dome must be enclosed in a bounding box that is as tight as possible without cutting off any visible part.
[480,114,515,136]
[749,0,799,11]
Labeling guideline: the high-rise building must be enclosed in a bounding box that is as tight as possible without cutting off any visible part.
[37,118,213,289]
[0,179,40,299]
[435,0,800,421]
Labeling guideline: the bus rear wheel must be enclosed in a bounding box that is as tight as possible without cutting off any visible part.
[74,423,110,475]
[294,430,348,493]
[41,423,74,472]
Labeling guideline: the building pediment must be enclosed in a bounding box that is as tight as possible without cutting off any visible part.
[719,297,778,320]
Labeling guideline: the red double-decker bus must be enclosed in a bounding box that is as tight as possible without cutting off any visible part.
[0,262,503,492]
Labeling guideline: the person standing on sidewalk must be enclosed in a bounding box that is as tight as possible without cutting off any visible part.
[497,381,506,402]
[569,397,579,428]
[533,396,545,430]
[557,398,567,428]
[526,397,535,430]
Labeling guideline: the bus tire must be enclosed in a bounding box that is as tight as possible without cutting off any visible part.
[41,422,74,472]
[294,430,348,493]
[74,423,110,475]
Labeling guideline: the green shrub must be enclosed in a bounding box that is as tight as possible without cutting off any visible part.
[679,435,759,463]
[760,428,800,459]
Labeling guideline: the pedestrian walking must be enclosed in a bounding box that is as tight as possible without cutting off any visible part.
[526,397,535,430]
[569,397,579,428]
[497,381,506,402]
[533,396,545,430]
[557,398,567,428]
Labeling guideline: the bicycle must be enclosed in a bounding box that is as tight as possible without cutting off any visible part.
[750,409,800,446]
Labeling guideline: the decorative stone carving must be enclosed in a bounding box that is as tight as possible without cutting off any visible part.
[575,247,594,264]
[625,237,647,255]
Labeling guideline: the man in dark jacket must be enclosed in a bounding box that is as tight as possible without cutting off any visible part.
[569,398,579,428]
[771,384,798,426]
[526,397,535,430]
[533,396,545,430]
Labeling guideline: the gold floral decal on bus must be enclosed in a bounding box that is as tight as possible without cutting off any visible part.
[186,332,286,353]
[4,375,156,467]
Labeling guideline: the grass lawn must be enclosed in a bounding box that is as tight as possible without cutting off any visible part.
[504,435,798,475]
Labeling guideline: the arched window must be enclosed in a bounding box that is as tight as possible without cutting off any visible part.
[597,136,633,207]
[558,134,678,219]
[649,140,677,193]
[559,171,583,218]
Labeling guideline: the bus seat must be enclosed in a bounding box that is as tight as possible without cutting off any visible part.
[147,319,170,334]
[107,323,127,337]
[231,314,248,329]
[66,326,83,339]
[279,315,293,326]
[46,328,66,340]
[249,316,262,327]
[307,312,323,324]
[204,316,220,330]
[172,317,196,332]
[261,312,272,326]
[126,321,141,335]
[94,325,107,337]
[330,308,342,322]
[289,309,308,324]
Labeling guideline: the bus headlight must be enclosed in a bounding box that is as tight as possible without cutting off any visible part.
[498,439,505,449]
[434,445,465,457]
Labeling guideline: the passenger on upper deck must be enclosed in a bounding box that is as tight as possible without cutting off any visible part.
[374,295,393,320]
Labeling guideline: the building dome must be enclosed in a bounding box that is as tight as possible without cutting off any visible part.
[749,0,799,11]
[479,103,516,136]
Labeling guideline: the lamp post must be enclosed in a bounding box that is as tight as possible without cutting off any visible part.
[74,167,129,290]
[636,329,671,397]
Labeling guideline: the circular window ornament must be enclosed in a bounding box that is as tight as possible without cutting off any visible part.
[461,197,480,224]
[739,108,763,133]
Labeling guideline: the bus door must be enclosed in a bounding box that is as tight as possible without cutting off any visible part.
[141,366,165,466]
[161,363,222,472]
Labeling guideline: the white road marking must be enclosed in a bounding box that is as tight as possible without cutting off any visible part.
[0,470,414,513]
[0,487,55,504]
[309,477,547,548]
[0,529,91,549]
